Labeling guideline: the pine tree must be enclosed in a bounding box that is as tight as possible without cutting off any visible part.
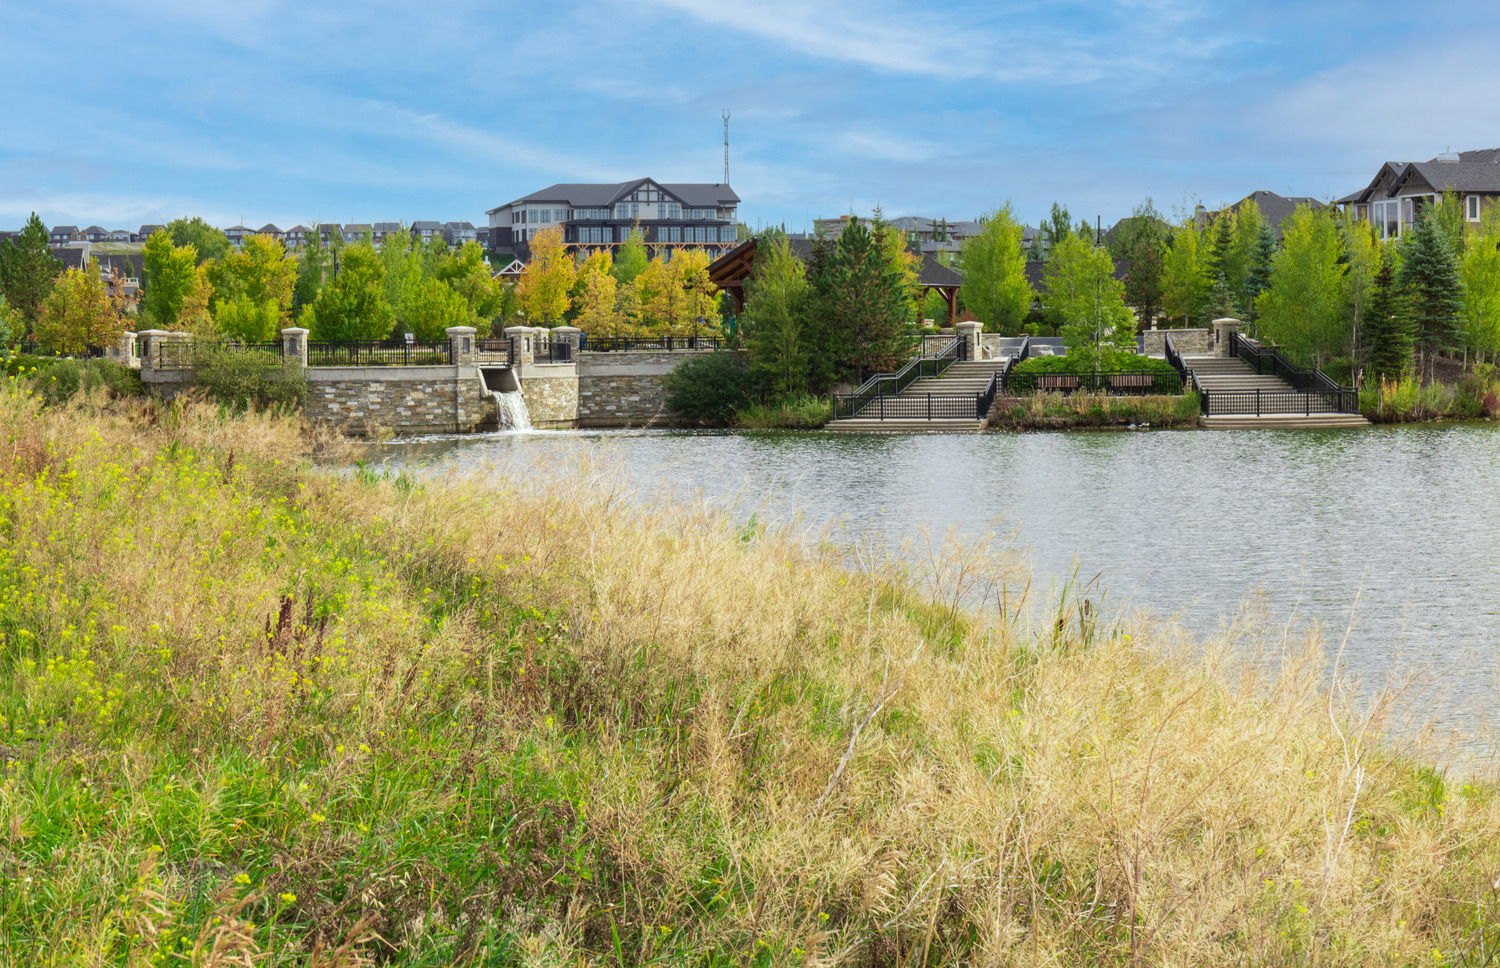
[1241,222,1275,326]
[0,213,62,331]
[1204,208,1235,283]
[822,219,910,381]
[1122,236,1164,328]
[1363,261,1412,381]
[743,233,812,398]
[1203,272,1238,324]
[1396,211,1464,377]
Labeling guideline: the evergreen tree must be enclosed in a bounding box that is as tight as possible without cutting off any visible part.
[1396,211,1464,377]
[1241,221,1276,326]
[0,213,62,331]
[1122,236,1164,329]
[1203,272,1238,324]
[1363,260,1412,381]
[743,233,812,399]
[1204,208,1235,283]
[611,228,649,288]
[822,219,910,381]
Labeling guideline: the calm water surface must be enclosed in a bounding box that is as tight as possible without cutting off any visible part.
[359,423,1500,746]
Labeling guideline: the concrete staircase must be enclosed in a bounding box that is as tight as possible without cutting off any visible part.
[827,358,1008,432]
[1188,357,1370,429]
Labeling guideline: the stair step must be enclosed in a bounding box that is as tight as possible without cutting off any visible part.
[826,418,985,432]
[1200,415,1370,429]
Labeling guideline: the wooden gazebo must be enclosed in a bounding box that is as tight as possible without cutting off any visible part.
[707,237,965,324]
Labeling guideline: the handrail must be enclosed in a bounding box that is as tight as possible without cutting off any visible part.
[836,336,963,419]
[977,370,1000,420]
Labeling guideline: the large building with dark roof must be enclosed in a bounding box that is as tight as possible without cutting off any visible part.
[1337,148,1500,240]
[486,178,740,260]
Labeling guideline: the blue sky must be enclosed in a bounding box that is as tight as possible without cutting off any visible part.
[4,0,1499,234]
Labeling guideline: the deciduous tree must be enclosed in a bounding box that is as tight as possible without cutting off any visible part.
[302,243,392,341]
[517,226,573,327]
[209,233,297,336]
[35,260,120,355]
[959,204,1034,336]
[611,227,649,288]
[1461,207,1500,362]
[1255,206,1348,366]
[141,231,205,331]
[1043,234,1136,366]
[166,217,231,265]
[1160,221,1208,326]
[572,251,623,337]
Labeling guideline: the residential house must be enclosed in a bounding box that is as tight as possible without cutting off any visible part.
[443,221,477,247]
[82,226,110,243]
[342,224,373,244]
[1198,191,1325,239]
[372,222,404,246]
[138,224,165,240]
[50,225,79,244]
[256,224,284,242]
[318,225,341,245]
[284,225,311,248]
[410,221,442,243]
[108,229,133,243]
[486,179,739,261]
[475,226,490,248]
[1338,148,1500,240]
[224,225,252,247]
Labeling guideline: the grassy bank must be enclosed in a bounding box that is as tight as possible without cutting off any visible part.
[988,390,1201,430]
[733,395,833,429]
[4,382,1500,965]
[1361,371,1500,423]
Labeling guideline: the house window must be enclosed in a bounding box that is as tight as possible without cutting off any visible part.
[1469,195,1483,221]
[668,202,681,219]
[540,210,551,224]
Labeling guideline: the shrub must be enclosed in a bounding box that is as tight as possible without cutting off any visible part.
[192,346,306,412]
[660,350,754,424]
[28,358,142,405]
[1007,352,1181,393]
[734,393,833,429]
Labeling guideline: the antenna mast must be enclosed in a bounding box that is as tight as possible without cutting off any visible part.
[722,109,731,184]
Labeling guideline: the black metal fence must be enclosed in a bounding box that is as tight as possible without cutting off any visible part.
[306,340,451,366]
[13,340,107,359]
[831,392,988,421]
[833,337,966,419]
[532,337,574,362]
[1200,388,1360,416]
[1002,369,1185,396]
[475,338,516,363]
[580,335,724,352]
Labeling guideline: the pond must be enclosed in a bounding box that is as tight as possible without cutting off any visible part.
[359,423,1500,749]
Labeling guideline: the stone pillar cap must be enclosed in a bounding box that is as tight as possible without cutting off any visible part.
[502,325,531,336]
[551,325,582,334]
[121,331,137,337]
[280,327,309,336]
[136,329,169,336]
[955,320,983,329]
[1211,317,1241,325]
[445,325,478,336]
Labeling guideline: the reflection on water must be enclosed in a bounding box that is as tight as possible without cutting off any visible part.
[357,423,1500,747]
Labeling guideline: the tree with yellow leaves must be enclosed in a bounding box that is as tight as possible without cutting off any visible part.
[35,259,121,355]
[573,251,623,337]
[517,226,574,327]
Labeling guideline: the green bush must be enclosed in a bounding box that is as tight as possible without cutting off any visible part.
[192,347,306,412]
[28,358,143,405]
[734,393,833,429]
[1007,351,1180,393]
[661,351,754,424]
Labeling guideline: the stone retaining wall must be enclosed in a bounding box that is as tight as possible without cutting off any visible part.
[518,363,580,428]
[303,366,494,435]
[575,350,711,427]
[1140,328,1213,357]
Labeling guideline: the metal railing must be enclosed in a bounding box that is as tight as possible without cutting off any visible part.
[1002,369,1186,396]
[1199,387,1360,417]
[475,338,516,363]
[306,340,452,367]
[978,370,1000,419]
[833,393,990,421]
[1223,331,1358,414]
[832,336,965,419]
[580,335,723,352]
[1164,333,1191,386]
[532,337,574,363]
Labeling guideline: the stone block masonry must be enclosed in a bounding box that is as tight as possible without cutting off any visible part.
[575,350,712,427]
[517,363,579,429]
[302,366,494,435]
[1140,328,1214,357]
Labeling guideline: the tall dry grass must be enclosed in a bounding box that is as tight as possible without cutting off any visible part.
[0,379,1498,965]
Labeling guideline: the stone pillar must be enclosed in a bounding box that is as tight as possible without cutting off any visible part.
[955,320,983,360]
[280,327,308,374]
[551,325,582,361]
[117,331,138,367]
[446,326,477,366]
[136,329,167,375]
[1211,317,1241,357]
[503,325,534,365]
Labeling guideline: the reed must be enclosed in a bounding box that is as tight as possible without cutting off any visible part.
[1,379,1497,965]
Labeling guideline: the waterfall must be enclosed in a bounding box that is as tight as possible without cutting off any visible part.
[491,389,532,431]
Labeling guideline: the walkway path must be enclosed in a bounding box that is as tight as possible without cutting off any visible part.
[826,358,1007,432]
